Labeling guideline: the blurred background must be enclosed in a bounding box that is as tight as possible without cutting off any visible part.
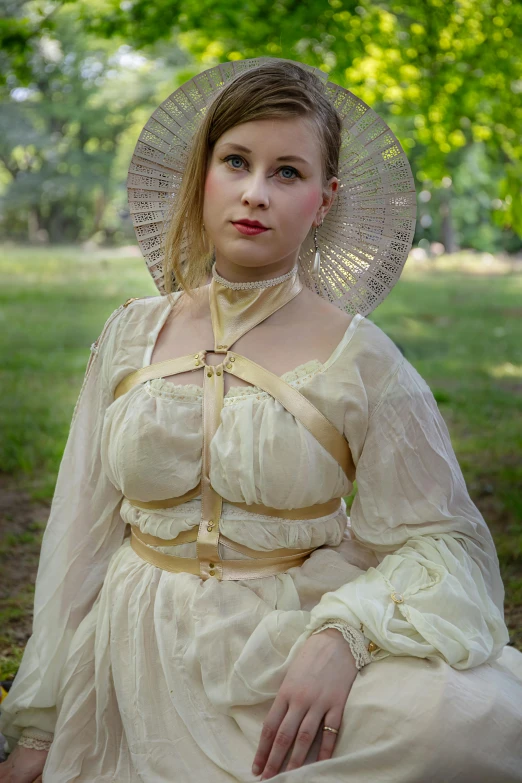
[0,0,521,688]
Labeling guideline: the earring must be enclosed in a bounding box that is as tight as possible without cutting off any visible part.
[312,220,323,282]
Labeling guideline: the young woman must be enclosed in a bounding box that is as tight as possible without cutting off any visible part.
[1,58,521,783]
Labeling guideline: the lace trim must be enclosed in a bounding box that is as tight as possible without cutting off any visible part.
[212,263,297,289]
[311,620,372,670]
[20,728,54,740]
[20,727,54,742]
[145,360,323,404]
[17,736,53,751]
[146,380,203,401]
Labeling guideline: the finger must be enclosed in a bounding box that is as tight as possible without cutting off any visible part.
[317,707,343,762]
[259,708,306,780]
[283,708,325,772]
[252,698,289,777]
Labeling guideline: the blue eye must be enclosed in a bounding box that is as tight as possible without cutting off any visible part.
[279,167,298,179]
[226,155,244,169]
[222,155,301,180]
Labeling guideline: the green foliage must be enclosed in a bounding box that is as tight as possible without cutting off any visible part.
[0,243,157,483]
[0,0,520,248]
[0,2,192,243]
[0,644,26,682]
[84,0,522,214]
[0,5,131,241]
[0,584,35,679]
[0,0,75,86]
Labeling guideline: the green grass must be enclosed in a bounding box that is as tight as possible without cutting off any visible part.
[0,243,158,495]
[0,244,520,673]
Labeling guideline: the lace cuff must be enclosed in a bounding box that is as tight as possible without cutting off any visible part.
[17,727,54,751]
[311,619,373,670]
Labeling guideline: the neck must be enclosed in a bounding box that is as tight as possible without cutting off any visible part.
[209,261,303,352]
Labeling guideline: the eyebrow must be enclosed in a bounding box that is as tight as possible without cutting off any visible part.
[217,142,311,165]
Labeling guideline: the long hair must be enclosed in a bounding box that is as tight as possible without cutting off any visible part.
[162,60,342,304]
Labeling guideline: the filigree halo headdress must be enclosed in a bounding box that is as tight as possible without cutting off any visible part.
[127,57,416,316]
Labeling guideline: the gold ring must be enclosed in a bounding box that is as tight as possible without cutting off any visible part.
[323,726,339,734]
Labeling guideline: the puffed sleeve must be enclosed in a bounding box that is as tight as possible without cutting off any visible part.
[305,355,510,670]
[0,303,129,748]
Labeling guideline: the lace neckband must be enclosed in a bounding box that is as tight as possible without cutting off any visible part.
[211,263,298,290]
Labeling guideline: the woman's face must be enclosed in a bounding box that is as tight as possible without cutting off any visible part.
[203,116,338,277]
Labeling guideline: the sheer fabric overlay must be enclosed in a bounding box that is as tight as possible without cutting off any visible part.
[0,294,520,783]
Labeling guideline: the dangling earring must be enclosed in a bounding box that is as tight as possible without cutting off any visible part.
[312,220,323,282]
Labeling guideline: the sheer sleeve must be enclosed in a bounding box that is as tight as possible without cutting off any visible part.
[305,355,510,670]
[0,303,129,747]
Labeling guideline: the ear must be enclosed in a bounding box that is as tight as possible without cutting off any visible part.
[313,177,339,227]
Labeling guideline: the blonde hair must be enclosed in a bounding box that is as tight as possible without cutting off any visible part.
[162,59,342,304]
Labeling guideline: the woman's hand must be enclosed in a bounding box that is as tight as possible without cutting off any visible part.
[252,628,358,780]
[0,744,48,783]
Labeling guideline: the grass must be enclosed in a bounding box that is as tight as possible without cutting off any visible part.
[0,243,158,496]
[0,243,520,682]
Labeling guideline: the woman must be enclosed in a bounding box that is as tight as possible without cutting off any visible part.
[1,58,521,783]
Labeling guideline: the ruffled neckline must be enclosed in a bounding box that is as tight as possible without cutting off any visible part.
[145,359,324,406]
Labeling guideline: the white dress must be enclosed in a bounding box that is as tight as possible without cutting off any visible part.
[1,294,521,782]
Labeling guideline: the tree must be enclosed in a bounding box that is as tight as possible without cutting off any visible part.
[1,0,520,247]
[85,0,522,238]
[0,2,191,243]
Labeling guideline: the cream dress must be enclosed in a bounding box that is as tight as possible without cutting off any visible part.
[1,294,521,782]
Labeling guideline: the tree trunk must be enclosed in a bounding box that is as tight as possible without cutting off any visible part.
[92,188,107,234]
[27,208,40,243]
[440,190,457,253]
[46,204,81,243]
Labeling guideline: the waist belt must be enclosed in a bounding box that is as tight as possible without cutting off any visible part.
[126,486,343,581]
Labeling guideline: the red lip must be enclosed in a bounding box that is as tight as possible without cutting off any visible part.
[232,219,269,229]
[232,222,269,236]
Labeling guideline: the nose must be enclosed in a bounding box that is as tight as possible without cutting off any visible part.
[241,170,269,209]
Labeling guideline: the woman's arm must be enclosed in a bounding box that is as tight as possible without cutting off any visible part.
[0,303,129,750]
[305,355,509,669]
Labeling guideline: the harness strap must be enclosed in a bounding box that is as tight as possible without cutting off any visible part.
[113,290,352,582]
[114,352,355,483]
[197,359,224,579]
[130,525,317,581]
[131,525,317,559]
[124,484,343,519]
[226,351,355,482]
[114,353,203,399]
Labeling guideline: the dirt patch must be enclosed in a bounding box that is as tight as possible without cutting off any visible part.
[474,490,515,532]
[505,605,522,650]
[0,475,50,660]
[0,475,50,541]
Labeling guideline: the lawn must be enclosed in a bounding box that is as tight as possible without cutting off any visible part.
[0,243,521,681]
